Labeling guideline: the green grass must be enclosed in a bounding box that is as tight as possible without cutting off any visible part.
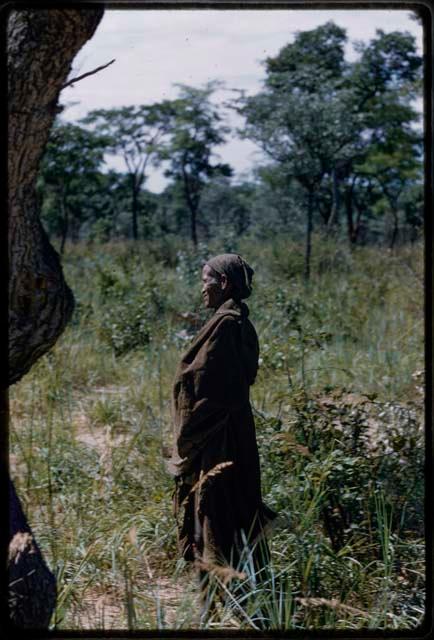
[9,235,424,630]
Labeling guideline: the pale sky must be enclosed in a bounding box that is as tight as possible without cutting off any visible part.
[61,9,423,192]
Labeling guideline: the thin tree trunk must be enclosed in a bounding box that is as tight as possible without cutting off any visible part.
[59,190,68,255]
[345,177,357,244]
[182,166,198,245]
[327,166,340,232]
[389,206,399,249]
[190,206,198,245]
[131,174,139,240]
[354,205,364,244]
[304,189,314,282]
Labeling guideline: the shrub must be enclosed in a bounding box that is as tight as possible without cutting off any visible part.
[258,386,424,556]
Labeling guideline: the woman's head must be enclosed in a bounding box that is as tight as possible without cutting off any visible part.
[201,254,254,309]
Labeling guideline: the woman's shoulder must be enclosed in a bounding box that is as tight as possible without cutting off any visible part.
[215,307,258,333]
[211,313,240,337]
[213,312,258,349]
[209,299,258,342]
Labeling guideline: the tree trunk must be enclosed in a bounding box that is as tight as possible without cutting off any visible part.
[8,478,57,629]
[131,173,139,240]
[182,168,198,245]
[304,189,314,283]
[59,189,68,255]
[8,8,103,387]
[327,166,340,232]
[354,203,364,244]
[389,206,399,249]
[190,205,198,246]
[345,177,357,244]
[7,8,104,629]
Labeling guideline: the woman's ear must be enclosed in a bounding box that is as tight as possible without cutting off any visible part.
[220,274,232,293]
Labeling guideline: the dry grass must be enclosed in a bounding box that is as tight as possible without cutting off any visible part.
[9,238,424,631]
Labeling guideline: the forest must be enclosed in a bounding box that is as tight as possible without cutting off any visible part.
[9,20,425,631]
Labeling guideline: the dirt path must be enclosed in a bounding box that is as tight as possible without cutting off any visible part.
[67,388,201,629]
[64,574,199,630]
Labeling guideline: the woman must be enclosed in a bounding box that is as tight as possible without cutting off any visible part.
[167,253,276,618]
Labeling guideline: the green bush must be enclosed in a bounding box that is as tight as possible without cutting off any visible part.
[93,264,165,356]
[258,385,423,556]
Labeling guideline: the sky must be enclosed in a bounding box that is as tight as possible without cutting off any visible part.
[61,9,423,193]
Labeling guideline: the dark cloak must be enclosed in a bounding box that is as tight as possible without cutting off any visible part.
[167,298,277,567]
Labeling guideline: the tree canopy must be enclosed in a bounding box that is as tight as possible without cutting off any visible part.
[158,83,232,244]
[38,22,423,257]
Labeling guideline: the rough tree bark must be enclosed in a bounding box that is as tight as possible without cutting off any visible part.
[8,7,103,385]
[8,478,57,629]
[7,7,104,628]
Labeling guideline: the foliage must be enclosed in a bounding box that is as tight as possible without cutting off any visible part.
[38,120,109,252]
[91,255,167,357]
[9,236,424,630]
[264,21,348,89]
[257,388,423,548]
[234,24,422,261]
[82,104,172,239]
[157,82,232,244]
[37,22,423,250]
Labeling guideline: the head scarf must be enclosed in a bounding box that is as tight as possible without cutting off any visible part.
[205,253,254,300]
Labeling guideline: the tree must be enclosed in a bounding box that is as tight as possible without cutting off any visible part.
[8,7,103,384]
[153,178,190,237]
[160,83,232,245]
[38,120,109,252]
[82,104,172,240]
[356,139,422,247]
[265,21,348,92]
[7,8,104,627]
[200,176,253,238]
[238,23,359,279]
[250,166,306,238]
[349,29,423,247]
[83,170,133,241]
[237,22,422,259]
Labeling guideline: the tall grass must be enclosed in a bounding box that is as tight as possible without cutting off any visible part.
[9,235,424,629]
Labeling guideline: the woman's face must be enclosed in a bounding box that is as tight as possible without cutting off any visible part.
[201,264,227,309]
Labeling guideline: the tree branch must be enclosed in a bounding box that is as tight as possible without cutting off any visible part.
[61,59,115,89]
